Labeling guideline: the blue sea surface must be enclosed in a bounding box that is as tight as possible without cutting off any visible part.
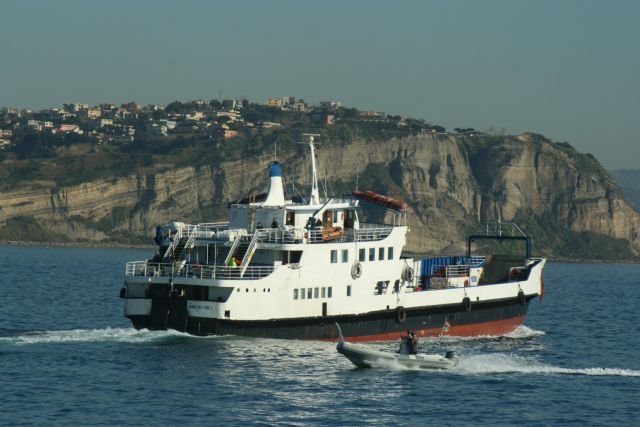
[1,245,639,426]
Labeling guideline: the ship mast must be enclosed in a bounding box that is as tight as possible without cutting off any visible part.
[303,133,321,205]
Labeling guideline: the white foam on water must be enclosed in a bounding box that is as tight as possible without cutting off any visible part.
[454,353,640,377]
[343,349,640,377]
[431,324,546,345]
[0,327,220,346]
[505,324,546,339]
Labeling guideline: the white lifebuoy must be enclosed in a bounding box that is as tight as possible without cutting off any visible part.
[351,262,362,279]
[402,266,414,282]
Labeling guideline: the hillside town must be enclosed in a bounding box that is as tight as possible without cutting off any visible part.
[0,97,456,154]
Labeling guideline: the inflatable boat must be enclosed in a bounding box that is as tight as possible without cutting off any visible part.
[335,324,457,370]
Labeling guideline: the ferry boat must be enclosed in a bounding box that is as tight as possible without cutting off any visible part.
[120,135,546,342]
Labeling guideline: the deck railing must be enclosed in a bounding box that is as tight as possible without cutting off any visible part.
[125,261,274,280]
[252,224,395,244]
[165,222,229,241]
[354,224,393,242]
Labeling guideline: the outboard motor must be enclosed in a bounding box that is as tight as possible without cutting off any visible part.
[398,339,411,355]
[445,350,457,360]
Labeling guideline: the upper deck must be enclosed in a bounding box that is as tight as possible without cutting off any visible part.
[126,221,403,280]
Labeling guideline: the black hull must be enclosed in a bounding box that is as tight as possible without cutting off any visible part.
[127,294,535,341]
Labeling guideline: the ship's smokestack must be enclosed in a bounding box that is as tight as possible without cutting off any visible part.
[263,161,285,206]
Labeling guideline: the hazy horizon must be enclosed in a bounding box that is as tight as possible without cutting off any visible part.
[2,0,638,169]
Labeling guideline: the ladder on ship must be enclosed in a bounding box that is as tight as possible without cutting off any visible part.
[162,225,197,268]
[224,233,260,276]
[224,235,250,265]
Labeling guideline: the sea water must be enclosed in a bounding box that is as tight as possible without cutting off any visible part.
[1,245,639,426]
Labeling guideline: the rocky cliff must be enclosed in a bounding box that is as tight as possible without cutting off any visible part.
[1,133,639,259]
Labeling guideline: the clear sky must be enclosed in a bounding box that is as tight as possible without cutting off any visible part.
[1,0,639,169]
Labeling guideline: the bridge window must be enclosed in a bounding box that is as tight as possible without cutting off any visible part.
[359,248,365,262]
[314,287,319,298]
[301,288,305,299]
[321,287,326,298]
[330,250,337,263]
[379,247,385,260]
[307,288,313,299]
[347,285,351,297]
[293,289,299,300]
[388,247,394,260]
[342,249,348,263]
[328,287,333,298]
[369,248,375,261]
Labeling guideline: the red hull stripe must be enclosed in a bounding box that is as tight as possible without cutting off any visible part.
[322,315,526,343]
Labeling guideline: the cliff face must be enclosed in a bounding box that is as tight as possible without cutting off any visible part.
[1,134,639,258]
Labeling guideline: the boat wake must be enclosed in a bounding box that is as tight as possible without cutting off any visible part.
[0,327,220,346]
[455,353,640,378]
[434,325,546,343]
[505,325,546,339]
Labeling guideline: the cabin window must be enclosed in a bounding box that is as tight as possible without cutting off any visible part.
[328,287,333,298]
[359,248,365,262]
[379,247,385,261]
[330,250,337,263]
[347,285,351,297]
[321,287,326,298]
[375,281,390,295]
[289,251,302,263]
[293,289,299,300]
[342,249,348,263]
[307,288,313,299]
[314,287,319,298]
[301,288,306,299]
[369,248,375,261]
[388,247,394,260]
[344,210,354,228]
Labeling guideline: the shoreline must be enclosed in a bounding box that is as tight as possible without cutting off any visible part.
[0,240,153,250]
[2,240,637,263]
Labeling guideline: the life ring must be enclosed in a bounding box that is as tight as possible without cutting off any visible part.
[462,296,472,312]
[395,306,407,324]
[402,266,414,282]
[518,290,526,306]
[119,287,127,299]
[351,261,362,280]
